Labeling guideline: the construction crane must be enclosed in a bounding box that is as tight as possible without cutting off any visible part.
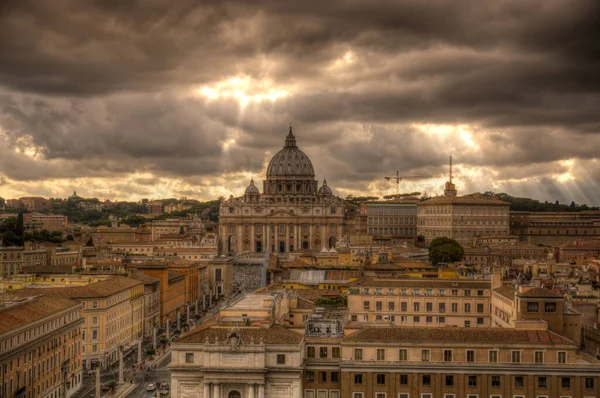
[384,171,431,194]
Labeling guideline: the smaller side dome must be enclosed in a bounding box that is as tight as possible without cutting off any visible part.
[245,179,260,195]
[317,178,332,196]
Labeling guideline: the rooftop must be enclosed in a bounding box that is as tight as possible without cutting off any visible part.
[0,296,80,335]
[419,193,510,206]
[344,327,573,345]
[494,285,516,300]
[177,324,303,345]
[12,276,142,299]
[518,287,563,298]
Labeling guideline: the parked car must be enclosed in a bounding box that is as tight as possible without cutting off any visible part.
[146,383,157,391]
[159,383,170,391]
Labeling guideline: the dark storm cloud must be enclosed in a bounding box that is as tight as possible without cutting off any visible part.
[0,0,599,202]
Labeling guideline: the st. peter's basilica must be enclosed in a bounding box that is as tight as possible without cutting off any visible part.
[219,127,347,254]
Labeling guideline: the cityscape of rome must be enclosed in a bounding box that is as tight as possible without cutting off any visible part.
[1,1,600,398]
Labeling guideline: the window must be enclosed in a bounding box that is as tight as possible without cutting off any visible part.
[414,303,420,311]
[399,375,408,385]
[306,371,314,382]
[414,316,420,323]
[332,347,340,359]
[421,349,430,362]
[439,303,446,312]
[352,394,363,398]
[535,351,544,363]
[444,395,455,398]
[331,372,339,382]
[445,375,454,386]
[538,377,547,388]
[545,302,557,313]
[185,353,194,363]
[585,377,594,389]
[422,375,431,386]
[376,394,386,398]
[307,347,315,358]
[468,376,477,387]
[277,354,286,364]
[464,290,471,296]
[439,316,445,323]
[464,303,471,313]
[512,351,521,363]
[558,351,566,364]
[477,303,484,313]
[452,289,458,296]
[426,316,433,323]
[491,375,500,387]
[399,394,409,398]
[388,302,395,311]
[477,317,484,325]
[527,302,539,312]
[320,347,328,358]
[515,376,524,389]
[354,349,362,360]
[465,320,471,328]
[376,301,383,311]
[466,350,475,362]
[354,374,362,385]
[489,350,498,363]
[451,303,458,312]
[377,349,385,360]
[92,317,98,324]
[426,303,433,312]
[320,372,327,382]
[477,290,484,296]
[401,302,407,311]
[444,350,452,362]
[92,301,98,309]
[399,349,407,361]
[92,330,98,340]
[377,374,386,385]
[363,301,370,310]
[562,377,570,388]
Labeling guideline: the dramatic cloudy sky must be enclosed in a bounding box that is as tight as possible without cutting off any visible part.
[1,0,599,203]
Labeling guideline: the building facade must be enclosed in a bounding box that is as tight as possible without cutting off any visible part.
[219,128,346,254]
[511,211,600,246]
[417,194,510,247]
[22,213,68,232]
[0,245,47,279]
[0,295,84,398]
[347,278,492,328]
[363,201,417,245]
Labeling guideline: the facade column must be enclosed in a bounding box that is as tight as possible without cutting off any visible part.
[258,384,265,398]
[236,225,243,253]
[213,383,220,398]
[95,366,101,398]
[153,326,157,350]
[204,382,211,398]
[118,347,124,384]
[284,224,289,253]
[309,225,314,250]
[274,223,279,252]
[248,384,255,398]
[166,318,171,340]
[187,304,190,326]
[137,340,142,366]
[177,309,181,330]
[251,223,255,253]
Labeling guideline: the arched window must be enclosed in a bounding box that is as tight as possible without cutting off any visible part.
[229,391,241,398]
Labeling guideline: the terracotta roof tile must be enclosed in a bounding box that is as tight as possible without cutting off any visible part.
[0,296,80,334]
[343,327,573,345]
[12,276,142,299]
[352,278,490,289]
[176,324,303,345]
[518,287,563,298]
[494,286,516,300]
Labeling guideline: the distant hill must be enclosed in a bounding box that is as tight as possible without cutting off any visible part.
[493,192,599,212]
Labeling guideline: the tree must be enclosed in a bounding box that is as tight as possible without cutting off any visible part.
[428,237,464,266]
[15,213,24,237]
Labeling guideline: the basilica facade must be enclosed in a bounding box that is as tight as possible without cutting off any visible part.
[219,128,346,254]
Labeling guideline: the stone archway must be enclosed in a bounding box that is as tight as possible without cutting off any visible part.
[229,391,241,398]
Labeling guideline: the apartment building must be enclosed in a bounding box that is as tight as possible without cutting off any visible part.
[511,211,600,245]
[22,213,68,232]
[129,271,161,338]
[362,200,418,245]
[492,283,581,344]
[0,295,83,398]
[556,240,600,263]
[0,246,47,279]
[489,243,547,268]
[347,278,492,328]
[13,276,144,369]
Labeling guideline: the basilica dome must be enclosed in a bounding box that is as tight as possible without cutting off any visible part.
[317,179,332,196]
[245,179,260,195]
[266,127,315,179]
